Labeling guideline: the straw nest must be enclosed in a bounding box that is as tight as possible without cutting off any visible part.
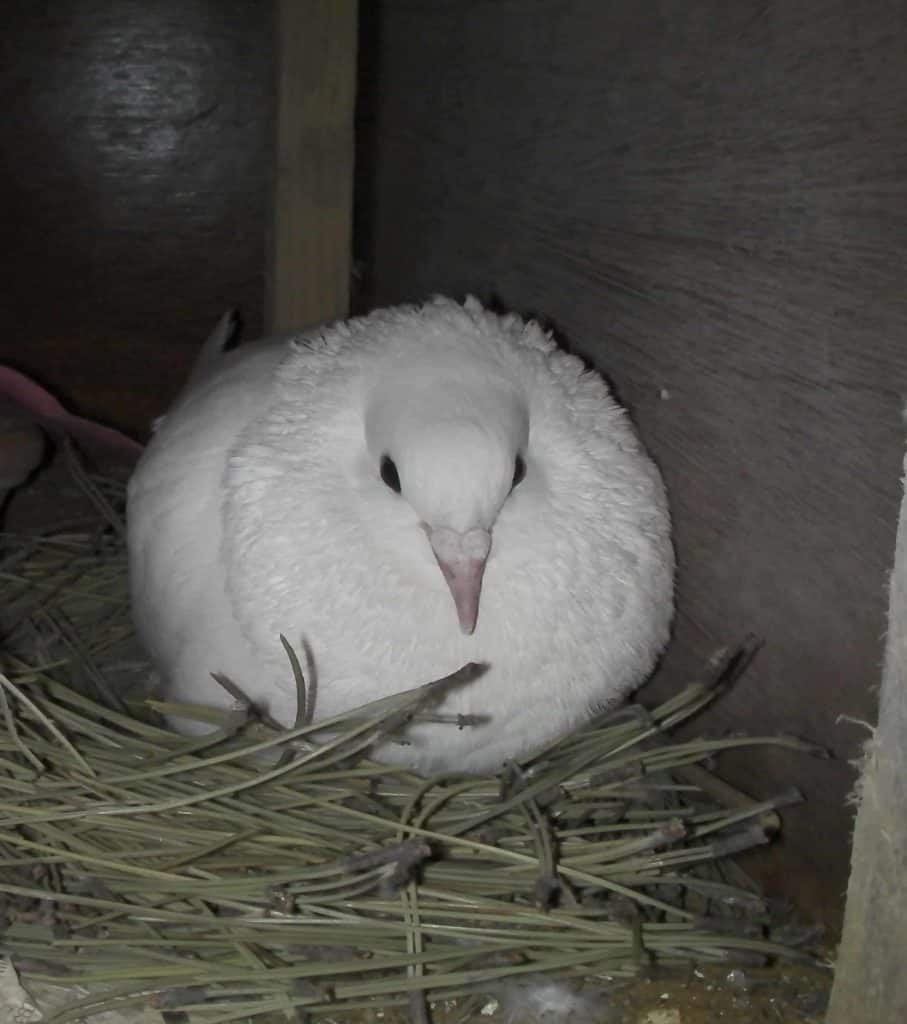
[0,458,826,1023]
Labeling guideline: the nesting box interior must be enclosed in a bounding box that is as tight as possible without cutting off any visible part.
[2,0,906,1012]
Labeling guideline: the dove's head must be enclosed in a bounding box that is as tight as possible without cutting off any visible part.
[365,365,529,634]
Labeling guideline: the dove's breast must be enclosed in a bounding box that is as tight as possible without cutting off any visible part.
[127,300,673,773]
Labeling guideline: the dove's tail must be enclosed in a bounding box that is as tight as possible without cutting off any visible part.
[185,310,242,391]
[152,311,242,433]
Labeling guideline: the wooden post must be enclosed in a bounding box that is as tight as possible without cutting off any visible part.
[269,0,357,332]
[826,450,907,1022]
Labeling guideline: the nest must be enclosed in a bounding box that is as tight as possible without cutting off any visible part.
[0,459,826,1023]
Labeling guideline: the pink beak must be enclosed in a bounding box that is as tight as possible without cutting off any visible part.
[429,526,492,634]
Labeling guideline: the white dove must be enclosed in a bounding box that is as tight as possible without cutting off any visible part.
[127,297,673,773]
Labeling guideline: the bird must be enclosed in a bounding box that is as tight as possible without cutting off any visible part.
[127,296,674,774]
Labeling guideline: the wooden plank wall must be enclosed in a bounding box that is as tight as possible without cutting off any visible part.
[356,0,907,931]
[0,0,274,438]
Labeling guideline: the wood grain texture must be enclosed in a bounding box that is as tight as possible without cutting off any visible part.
[358,0,907,930]
[0,0,274,436]
[269,0,357,331]
[828,451,907,1022]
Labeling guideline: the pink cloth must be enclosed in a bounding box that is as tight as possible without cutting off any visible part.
[0,365,143,457]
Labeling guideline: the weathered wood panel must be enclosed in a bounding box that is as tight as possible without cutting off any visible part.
[828,450,907,1022]
[359,0,907,930]
[0,0,274,437]
[269,0,357,331]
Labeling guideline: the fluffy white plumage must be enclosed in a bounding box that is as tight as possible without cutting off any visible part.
[127,296,673,773]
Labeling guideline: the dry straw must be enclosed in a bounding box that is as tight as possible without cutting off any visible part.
[0,459,825,1023]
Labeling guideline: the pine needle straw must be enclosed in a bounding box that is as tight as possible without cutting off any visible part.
[0,467,827,1023]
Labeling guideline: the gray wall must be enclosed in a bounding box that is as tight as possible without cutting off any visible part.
[0,0,273,437]
[357,0,907,930]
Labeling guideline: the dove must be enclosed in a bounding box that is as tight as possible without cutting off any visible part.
[127,297,673,773]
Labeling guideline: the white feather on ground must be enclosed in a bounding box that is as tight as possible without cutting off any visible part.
[127,296,673,773]
[491,977,614,1024]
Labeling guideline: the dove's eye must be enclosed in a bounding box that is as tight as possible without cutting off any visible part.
[380,454,402,494]
[512,453,526,490]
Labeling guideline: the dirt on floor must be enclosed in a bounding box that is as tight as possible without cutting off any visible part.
[581,961,831,1023]
[430,961,833,1024]
[17,958,834,1024]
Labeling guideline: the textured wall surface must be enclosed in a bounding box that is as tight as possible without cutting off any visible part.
[0,0,274,437]
[356,0,907,930]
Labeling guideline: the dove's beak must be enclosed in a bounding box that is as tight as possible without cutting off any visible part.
[428,526,492,634]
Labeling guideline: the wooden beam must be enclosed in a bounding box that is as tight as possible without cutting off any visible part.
[827,450,907,1023]
[269,0,357,332]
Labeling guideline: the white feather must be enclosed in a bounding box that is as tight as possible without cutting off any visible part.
[492,977,612,1024]
[127,297,674,773]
